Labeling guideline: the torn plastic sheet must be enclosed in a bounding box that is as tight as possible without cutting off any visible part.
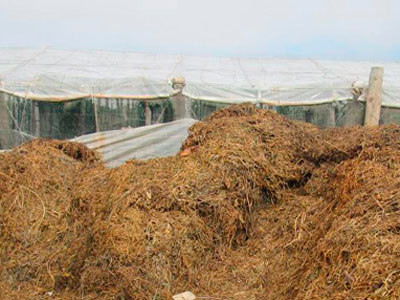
[72,118,198,167]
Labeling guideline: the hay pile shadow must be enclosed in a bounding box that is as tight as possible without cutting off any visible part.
[1,104,400,299]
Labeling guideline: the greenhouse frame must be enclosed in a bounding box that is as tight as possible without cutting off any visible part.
[1,47,400,152]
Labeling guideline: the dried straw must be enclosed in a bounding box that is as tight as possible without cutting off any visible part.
[1,104,400,299]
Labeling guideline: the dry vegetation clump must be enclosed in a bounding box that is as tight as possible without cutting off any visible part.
[14,139,103,164]
[0,140,102,299]
[231,125,400,300]
[1,104,400,299]
[297,146,400,299]
[77,105,319,299]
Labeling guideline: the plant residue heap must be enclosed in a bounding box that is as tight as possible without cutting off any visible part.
[1,104,400,299]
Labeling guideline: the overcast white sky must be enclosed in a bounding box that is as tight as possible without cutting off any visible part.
[0,0,399,60]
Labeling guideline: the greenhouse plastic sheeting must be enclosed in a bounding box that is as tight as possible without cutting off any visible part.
[0,92,178,149]
[72,118,197,167]
[1,47,400,106]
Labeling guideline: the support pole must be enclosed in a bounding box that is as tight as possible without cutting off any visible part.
[171,92,187,120]
[122,100,129,126]
[0,92,11,148]
[364,67,384,126]
[171,77,187,120]
[145,101,152,125]
[328,107,336,127]
[33,101,40,136]
[93,99,99,132]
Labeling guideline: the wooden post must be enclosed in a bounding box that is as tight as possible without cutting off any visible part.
[0,92,11,148]
[171,92,187,120]
[93,99,99,132]
[364,67,384,126]
[33,101,40,136]
[145,101,152,125]
[328,107,336,127]
[122,100,129,126]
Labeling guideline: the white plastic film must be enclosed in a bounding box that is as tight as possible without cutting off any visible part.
[0,47,399,106]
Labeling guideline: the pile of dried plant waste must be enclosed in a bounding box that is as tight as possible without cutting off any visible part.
[1,104,400,299]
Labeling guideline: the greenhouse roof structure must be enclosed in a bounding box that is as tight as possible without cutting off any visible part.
[0,47,400,106]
